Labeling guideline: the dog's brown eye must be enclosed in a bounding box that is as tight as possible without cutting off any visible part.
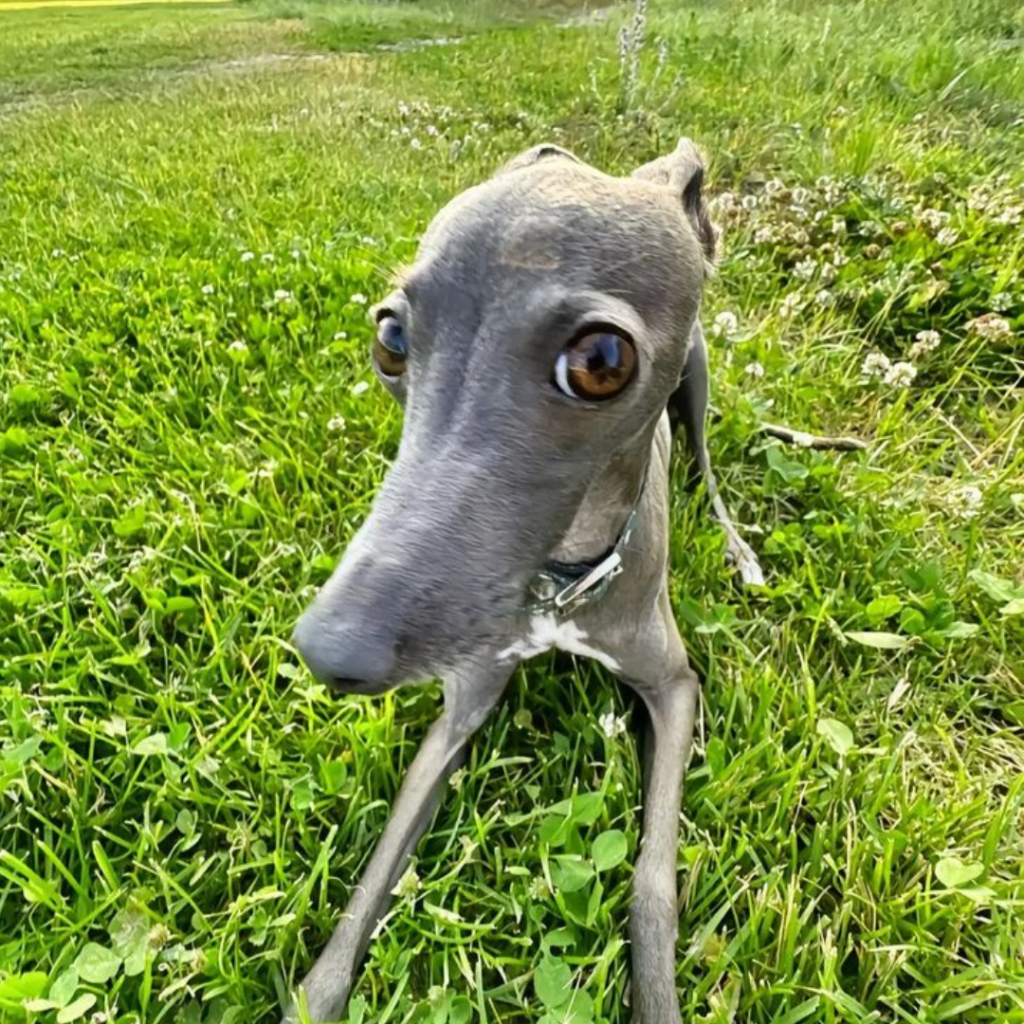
[554,330,637,401]
[373,315,408,378]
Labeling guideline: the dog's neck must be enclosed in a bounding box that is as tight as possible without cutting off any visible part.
[547,430,653,566]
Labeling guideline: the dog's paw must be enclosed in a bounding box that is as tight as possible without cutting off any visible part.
[727,539,765,587]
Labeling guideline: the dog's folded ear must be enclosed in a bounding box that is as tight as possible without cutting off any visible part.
[631,138,717,276]
[498,143,581,175]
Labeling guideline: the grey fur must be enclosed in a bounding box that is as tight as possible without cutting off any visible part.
[287,139,760,1024]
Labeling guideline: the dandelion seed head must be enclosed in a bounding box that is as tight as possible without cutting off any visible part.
[712,311,739,339]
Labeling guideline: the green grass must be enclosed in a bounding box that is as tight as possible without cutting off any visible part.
[1,0,1023,1022]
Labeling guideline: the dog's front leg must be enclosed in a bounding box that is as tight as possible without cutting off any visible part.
[284,663,512,1024]
[607,587,700,1024]
[629,674,699,1024]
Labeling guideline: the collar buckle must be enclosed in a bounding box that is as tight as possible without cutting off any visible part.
[527,504,639,617]
[553,551,623,612]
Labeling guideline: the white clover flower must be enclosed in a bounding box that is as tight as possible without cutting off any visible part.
[426,125,438,137]
[741,195,758,211]
[202,284,215,295]
[712,311,739,339]
[274,289,293,302]
[327,414,346,432]
[709,191,737,217]
[909,330,940,358]
[914,206,950,233]
[819,262,837,284]
[754,226,777,244]
[744,361,766,378]
[333,331,348,341]
[815,289,834,307]
[392,867,421,899]
[410,137,423,150]
[291,249,301,259]
[966,313,1011,340]
[350,293,367,305]
[794,257,818,280]
[529,875,551,899]
[397,101,409,116]
[361,236,376,246]
[241,251,255,262]
[779,293,803,319]
[832,250,850,267]
[792,186,811,206]
[996,205,1022,226]
[861,351,891,378]
[949,485,983,521]
[228,339,248,355]
[351,380,370,396]
[128,546,158,572]
[991,292,1013,311]
[599,712,627,738]
[765,178,786,195]
[884,360,916,388]
[400,125,411,136]
[261,253,275,262]
[51,247,66,258]
[936,227,959,246]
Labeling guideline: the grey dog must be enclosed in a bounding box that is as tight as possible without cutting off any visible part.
[288,139,775,1023]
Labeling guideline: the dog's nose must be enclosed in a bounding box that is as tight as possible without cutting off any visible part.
[291,611,396,693]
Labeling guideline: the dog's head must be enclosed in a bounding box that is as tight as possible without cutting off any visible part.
[293,140,715,693]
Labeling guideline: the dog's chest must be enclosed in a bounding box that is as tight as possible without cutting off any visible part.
[498,613,621,673]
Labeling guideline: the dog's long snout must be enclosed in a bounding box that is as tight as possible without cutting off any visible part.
[291,606,397,694]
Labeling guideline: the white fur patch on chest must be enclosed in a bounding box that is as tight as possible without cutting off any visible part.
[498,614,621,673]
